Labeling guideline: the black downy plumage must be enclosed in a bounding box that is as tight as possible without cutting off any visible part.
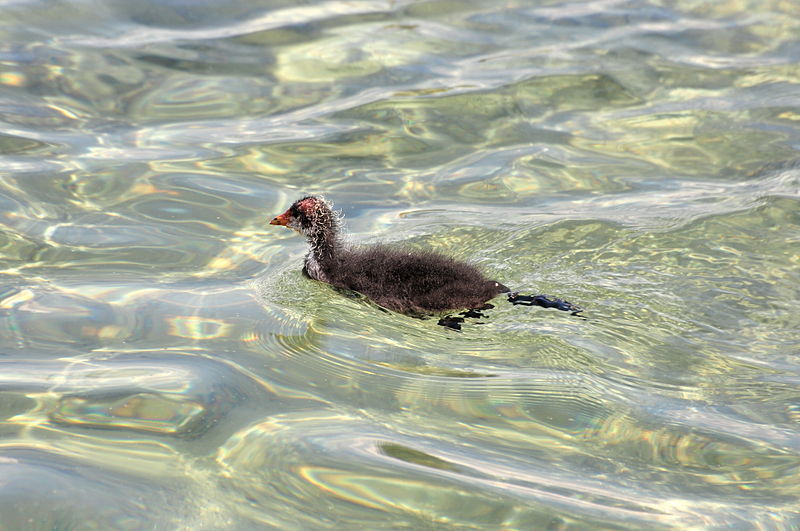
[270,196,581,329]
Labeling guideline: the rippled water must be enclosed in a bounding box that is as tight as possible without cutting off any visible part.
[1,0,799,529]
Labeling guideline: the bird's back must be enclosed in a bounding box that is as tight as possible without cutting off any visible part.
[327,245,508,313]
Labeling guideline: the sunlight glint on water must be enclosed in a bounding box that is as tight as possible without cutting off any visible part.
[0,0,799,528]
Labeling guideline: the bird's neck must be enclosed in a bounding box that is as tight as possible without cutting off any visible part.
[305,225,340,279]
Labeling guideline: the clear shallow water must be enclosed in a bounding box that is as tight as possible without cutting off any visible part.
[1,0,799,528]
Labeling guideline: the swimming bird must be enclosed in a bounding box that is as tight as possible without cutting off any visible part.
[270,196,581,327]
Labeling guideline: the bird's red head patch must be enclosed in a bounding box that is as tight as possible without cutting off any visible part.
[296,197,318,214]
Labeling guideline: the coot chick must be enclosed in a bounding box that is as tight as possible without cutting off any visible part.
[270,196,582,324]
[270,196,509,314]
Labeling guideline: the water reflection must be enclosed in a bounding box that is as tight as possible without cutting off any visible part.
[0,0,799,528]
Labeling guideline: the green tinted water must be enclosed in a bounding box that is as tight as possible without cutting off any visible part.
[0,0,799,529]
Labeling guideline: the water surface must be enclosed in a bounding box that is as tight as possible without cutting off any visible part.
[1,0,799,529]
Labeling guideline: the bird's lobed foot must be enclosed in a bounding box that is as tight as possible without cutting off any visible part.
[438,315,465,330]
[438,304,496,330]
[508,292,583,316]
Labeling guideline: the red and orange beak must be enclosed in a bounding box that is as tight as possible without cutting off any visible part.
[269,211,290,226]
